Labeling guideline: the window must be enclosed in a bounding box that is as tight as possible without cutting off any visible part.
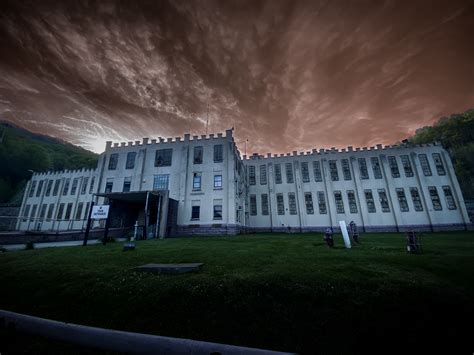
[274,164,282,184]
[418,154,432,176]
[45,180,53,196]
[193,146,203,164]
[75,202,83,220]
[213,203,223,220]
[36,180,44,197]
[329,160,339,181]
[29,181,37,197]
[123,177,132,192]
[214,175,222,189]
[410,187,423,211]
[347,190,358,213]
[108,153,118,170]
[105,179,113,193]
[260,165,267,185]
[192,173,202,191]
[285,163,294,183]
[56,203,64,220]
[248,166,256,185]
[288,192,297,215]
[341,159,352,180]
[152,174,168,190]
[89,177,95,194]
[155,149,173,167]
[358,158,369,179]
[401,155,413,177]
[23,204,30,221]
[429,186,442,210]
[276,193,285,215]
[214,144,223,162]
[64,203,73,220]
[46,204,54,220]
[52,179,60,196]
[365,190,376,213]
[443,186,456,210]
[70,178,79,195]
[261,194,269,215]
[304,192,314,214]
[301,162,310,182]
[313,161,322,182]
[250,194,257,215]
[378,189,390,212]
[317,191,327,214]
[84,202,91,219]
[334,191,344,214]
[81,177,89,195]
[388,156,400,178]
[30,204,38,219]
[63,178,70,195]
[432,153,446,175]
[191,206,200,220]
[396,188,409,212]
[371,157,382,179]
[39,204,47,219]
[126,152,136,169]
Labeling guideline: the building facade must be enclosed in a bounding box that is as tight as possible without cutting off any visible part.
[17,129,471,236]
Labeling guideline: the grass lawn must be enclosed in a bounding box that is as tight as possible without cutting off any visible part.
[1,231,474,354]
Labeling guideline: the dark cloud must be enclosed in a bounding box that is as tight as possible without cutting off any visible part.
[0,0,473,153]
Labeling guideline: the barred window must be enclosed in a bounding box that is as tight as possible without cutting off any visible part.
[52,179,60,196]
[75,202,83,220]
[285,163,294,183]
[47,204,54,220]
[276,193,285,215]
[313,161,322,182]
[288,192,297,215]
[428,186,442,210]
[192,173,201,191]
[63,178,70,196]
[301,162,310,183]
[365,190,376,213]
[123,177,132,192]
[401,155,413,177]
[432,153,446,175]
[418,154,432,176]
[126,152,136,169]
[334,191,344,214]
[193,146,203,164]
[29,181,37,197]
[56,203,64,220]
[410,187,423,211]
[371,157,382,179]
[329,160,339,181]
[347,190,358,213]
[214,144,223,162]
[70,178,79,195]
[81,177,89,195]
[36,180,44,197]
[45,180,53,197]
[108,153,118,170]
[317,191,327,214]
[443,186,456,210]
[261,194,269,215]
[248,165,256,185]
[155,148,173,166]
[358,158,369,179]
[65,203,73,220]
[260,165,267,185]
[304,192,314,214]
[378,189,390,212]
[388,156,400,178]
[191,206,200,220]
[214,175,222,189]
[105,179,113,193]
[396,188,409,212]
[341,159,352,180]
[89,177,95,194]
[274,164,282,184]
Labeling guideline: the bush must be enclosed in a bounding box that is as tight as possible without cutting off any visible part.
[25,241,34,250]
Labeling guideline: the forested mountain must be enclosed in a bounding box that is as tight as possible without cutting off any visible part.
[0,121,98,203]
[409,109,474,199]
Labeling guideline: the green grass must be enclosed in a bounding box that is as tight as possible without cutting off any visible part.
[1,232,474,354]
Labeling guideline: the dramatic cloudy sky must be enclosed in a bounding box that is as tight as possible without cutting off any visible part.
[0,0,473,154]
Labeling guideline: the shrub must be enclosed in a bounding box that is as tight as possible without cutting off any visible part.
[25,241,34,250]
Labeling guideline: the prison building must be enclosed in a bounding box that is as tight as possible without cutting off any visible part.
[16,129,471,237]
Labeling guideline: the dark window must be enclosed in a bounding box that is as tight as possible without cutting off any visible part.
[432,153,446,175]
[250,194,257,215]
[304,192,314,214]
[30,204,38,219]
[84,202,90,219]
[365,190,376,213]
[64,203,73,220]
[371,157,382,179]
[213,204,223,220]
[153,174,169,190]
[396,188,409,212]
[401,155,413,177]
[75,202,83,220]
[81,177,89,195]
[285,163,294,183]
[126,152,136,169]
[313,161,322,182]
[260,165,267,185]
[155,149,173,167]
[108,153,118,170]
[39,204,47,219]
[36,180,44,197]
[248,166,256,185]
[317,191,327,214]
[214,175,222,189]
[89,177,95,194]
[261,194,269,215]
[63,178,70,195]
[276,193,285,215]
[123,177,131,192]
[191,206,200,219]
[70,178,79,195]
[46,204,54,220]
[429,186,442,210]
[358,158,369,179]
[334,191,344,214]
[29,181,37,197]
[388,156,400,178]
[52,179,60,196]
[378,189,390,212]
[288,193,297,215]
[194,146,203,164]
[410,187,423,211]
[274,164,282,184]
[214,144,223,162]
[105,179,113,193]
[301,162,310,182]
[443,186,456,210]
[192,173,201,191]
[341,159,352,180]
[419,154,432,176]
[56,203,64,220]
[347,190,358,213]
[329,160,339,181]
[23,204,31,221]
[45,180,53,196]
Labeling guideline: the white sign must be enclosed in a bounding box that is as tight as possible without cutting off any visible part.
[91,205,110,219]
[339,220,352,249]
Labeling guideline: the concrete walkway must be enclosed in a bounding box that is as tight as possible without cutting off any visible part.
[2,238,127,251]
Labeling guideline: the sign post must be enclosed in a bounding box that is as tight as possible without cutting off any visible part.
[82,204,110,246]
[339,220,352,249]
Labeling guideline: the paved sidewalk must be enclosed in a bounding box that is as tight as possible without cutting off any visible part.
[2,238,126,251]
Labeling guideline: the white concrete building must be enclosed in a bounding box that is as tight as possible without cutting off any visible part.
[17,129,471,237]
